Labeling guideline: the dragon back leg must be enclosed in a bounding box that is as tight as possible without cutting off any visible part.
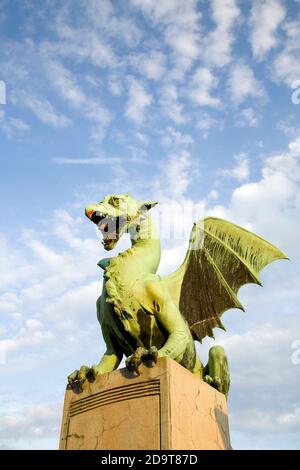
[203,346,230,399]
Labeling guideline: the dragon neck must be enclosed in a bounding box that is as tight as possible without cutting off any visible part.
[128,214,161,272]
[105,215,161,314]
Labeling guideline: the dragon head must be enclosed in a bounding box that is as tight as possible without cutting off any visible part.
[85,193,157,250]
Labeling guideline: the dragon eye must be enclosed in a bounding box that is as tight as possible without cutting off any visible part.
[109,196,120,207]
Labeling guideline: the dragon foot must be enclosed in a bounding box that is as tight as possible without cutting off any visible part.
[125,346,158,376]
[67,365,95,392]
[204,374,222,391]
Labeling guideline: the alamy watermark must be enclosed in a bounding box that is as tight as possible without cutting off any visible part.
[93,201,206,250]
[291,80,300,105]
[0,80,6,105]
[291,339,300,365]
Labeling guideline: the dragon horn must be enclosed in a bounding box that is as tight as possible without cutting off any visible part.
[141,201,158,210]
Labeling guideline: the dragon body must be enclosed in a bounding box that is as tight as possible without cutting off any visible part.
[68,194,288,398]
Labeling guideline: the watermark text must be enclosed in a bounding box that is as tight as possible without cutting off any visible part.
[0,80,6,105]
[291,339,300,365]
[291,80,300,105]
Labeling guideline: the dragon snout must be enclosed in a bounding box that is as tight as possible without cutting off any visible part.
[85,207,95,219]
[85,207,108,227]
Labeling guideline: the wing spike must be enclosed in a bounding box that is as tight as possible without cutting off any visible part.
[217,318,226,331]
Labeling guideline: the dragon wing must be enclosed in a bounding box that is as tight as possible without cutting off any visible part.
[163,217,288,342]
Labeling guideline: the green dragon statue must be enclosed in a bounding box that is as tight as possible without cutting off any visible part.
[68,194,288,398]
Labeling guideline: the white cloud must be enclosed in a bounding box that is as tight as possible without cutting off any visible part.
[196,112,222,139]
[43,281,100,330]
[210,135,300,254]
[219,153,250,181]
[129,50,166,80]
[160,126,194,147]
[107,76,124,96]
[16,92,70,128]
[125,76,152,123]
[47,61,112,128]
[158,150,192,200]
[228,63,264,105]
[187,67,221,108]
[1,320,54,361]
[130,0,198,28]
[158,240,188,275]
[130,0,201,72]
[26,319,43,329]
[165,28,199,71]
[46,62,86,108]
[0,110,30,137]
[249,0,286,61]
[237,107,259,127]
[85,0,142,47]
[0,403,61,441]
[48,12,117,68]
[160,83,188,124]
[53,156,122,165]
[135,131,149,145]
[273,18,300,85]
[0,234,39,290]
[166,151,192,199]
[0,292,21,315]
[1,216,97,297]
[289,135,300,156]
[206,189,219,201]
[277,408,300,431]
[204,0,240,67]
[0,44,71,131]
[0,0,7,24]
[276,117,299,138]
[0,210,105,374]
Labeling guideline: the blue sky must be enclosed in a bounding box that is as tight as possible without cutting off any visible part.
[0,0,300,449]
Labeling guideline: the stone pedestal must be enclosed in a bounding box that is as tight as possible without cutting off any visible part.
[59,357,231,450]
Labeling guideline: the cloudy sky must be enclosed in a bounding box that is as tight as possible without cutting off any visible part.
[0,0,300,450]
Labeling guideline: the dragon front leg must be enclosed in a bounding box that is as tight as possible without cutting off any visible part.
[146,280,194,365]
[92,350,122,375]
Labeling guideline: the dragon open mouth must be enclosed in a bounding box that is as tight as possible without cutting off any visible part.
[90,211,127,250]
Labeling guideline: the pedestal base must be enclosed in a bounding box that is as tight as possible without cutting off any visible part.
[59,357,231,450]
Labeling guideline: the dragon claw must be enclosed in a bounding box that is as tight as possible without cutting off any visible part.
[204,374,222,392]
[149,346,158,364]
[67,365,94,391]
[214,376,221,388]
[67,369,79,387]
[125,347,145,375]
[133,361,141,376]
[126,346,159,375]
[204,374,213,385]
